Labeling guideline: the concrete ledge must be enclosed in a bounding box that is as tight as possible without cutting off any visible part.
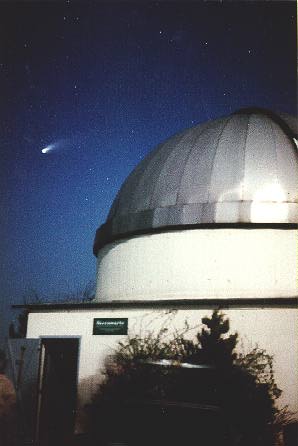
[12,297,298,311]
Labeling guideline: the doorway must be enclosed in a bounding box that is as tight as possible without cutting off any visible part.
[38,338,79,446]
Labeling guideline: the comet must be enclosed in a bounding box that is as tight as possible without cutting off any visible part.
[41,137,81,155]
[41,143,55,154]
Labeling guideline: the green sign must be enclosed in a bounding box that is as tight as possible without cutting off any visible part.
[93,318,128,335]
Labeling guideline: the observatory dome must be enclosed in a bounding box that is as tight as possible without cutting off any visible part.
[94,108,298,255]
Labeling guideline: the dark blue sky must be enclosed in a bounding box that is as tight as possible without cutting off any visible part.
[1,1,297,335]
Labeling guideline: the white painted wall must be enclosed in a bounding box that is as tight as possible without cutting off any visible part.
[95,229,297,301]
[27,306,298,432]
[27,227,298,432]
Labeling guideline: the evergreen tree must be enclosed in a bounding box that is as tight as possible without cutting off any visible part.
[196,310,238,367]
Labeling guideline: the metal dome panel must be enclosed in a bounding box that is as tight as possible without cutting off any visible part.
[94,109,298,254]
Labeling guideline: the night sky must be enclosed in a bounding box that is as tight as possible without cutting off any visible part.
[1,1,297,337]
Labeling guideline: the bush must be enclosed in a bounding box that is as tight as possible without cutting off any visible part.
[87,311,290,446]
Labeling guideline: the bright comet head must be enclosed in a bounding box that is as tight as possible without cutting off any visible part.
[41,144,54,154]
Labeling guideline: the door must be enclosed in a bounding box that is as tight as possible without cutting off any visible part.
[38,338,79,446]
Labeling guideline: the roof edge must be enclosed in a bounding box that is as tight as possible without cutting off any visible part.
[13,297,298,311]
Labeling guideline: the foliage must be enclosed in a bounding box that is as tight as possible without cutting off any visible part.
[88,310,290,446]
[192,310,238,367]
[236,347,282,401]
[115,327,190,363]
[8,282,95,338]
[57,281,95,303]
[9,288,42,338]
[9,310,28,338]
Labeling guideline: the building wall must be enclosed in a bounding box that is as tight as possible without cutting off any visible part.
[95,229,297,301]
[27,306,298,432]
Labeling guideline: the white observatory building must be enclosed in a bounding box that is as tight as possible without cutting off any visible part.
[24,108,298,436]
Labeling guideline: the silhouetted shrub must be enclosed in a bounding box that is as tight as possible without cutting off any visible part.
[87,311,291,446]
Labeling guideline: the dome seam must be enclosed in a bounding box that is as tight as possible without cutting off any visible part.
[207,116,232,203]
[148,131,190,208]
[175,122,211,205]
[269,117,278,182]
[241,114,250,201]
